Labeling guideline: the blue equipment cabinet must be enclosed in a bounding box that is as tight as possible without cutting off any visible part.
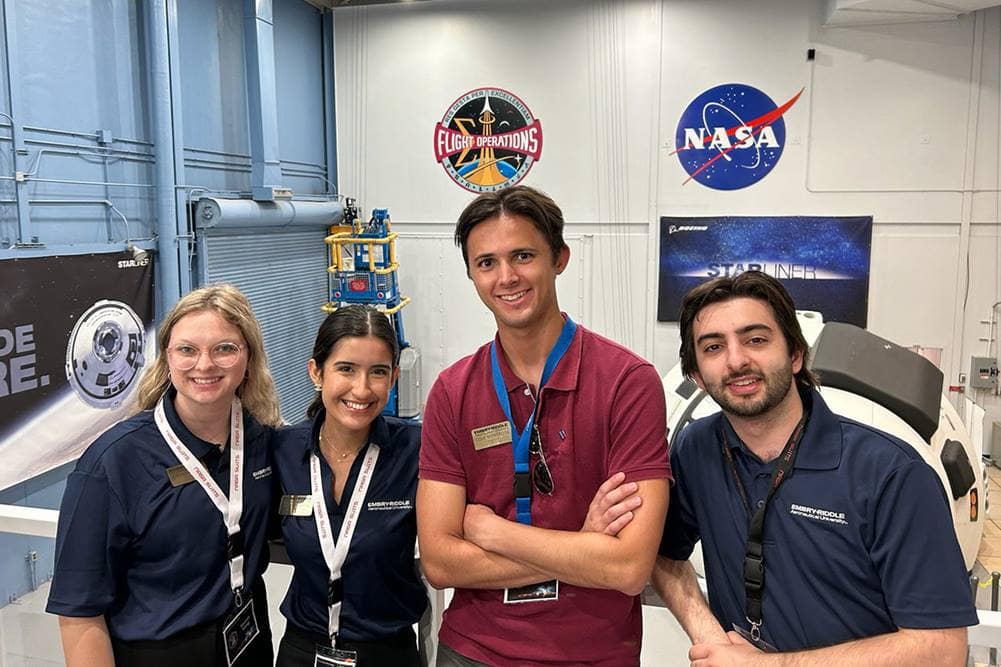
[323,199,416,417]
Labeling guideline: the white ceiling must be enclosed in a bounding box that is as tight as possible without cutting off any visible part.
[825,0,1000,26]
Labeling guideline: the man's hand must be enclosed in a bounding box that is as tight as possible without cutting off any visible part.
[581,472,642,536]
[463,473,642,548]
[689,631,765,667]
[463,503,500,550]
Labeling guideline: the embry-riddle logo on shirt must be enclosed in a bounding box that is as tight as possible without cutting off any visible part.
[789,503,848,526]
[434,87,542,193]
[673,83,803,190]
[367,500,412,511]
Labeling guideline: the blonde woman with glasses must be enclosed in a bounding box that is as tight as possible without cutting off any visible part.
[48,283,281,667]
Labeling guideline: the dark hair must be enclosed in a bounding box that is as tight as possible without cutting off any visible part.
[678,271,818,389]
[306,305,400,420]
[454,185,567,270]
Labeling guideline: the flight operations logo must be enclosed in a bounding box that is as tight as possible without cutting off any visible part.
[673,83,803,190]
[434,87,542,193]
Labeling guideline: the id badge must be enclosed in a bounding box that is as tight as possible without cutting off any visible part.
[315,644,358,666]
[732,622,778,652]
[504,579,559,604]
[222,597,260,666]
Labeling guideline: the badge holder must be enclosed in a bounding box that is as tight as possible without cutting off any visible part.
[731,622,778,652]
[504,579,559,604]
[315,644,358,666]
[222,587,260,666]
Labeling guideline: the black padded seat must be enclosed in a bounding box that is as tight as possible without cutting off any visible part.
[808,322,943,443]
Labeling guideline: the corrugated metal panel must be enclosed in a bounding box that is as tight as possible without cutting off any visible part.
[203,229,328,422]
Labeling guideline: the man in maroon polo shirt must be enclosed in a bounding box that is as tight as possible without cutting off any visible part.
[417,185,671,666]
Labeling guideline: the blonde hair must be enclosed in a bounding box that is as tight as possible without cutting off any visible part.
[134,283,282,427]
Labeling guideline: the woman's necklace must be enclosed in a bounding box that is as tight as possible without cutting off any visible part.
[319,430,361,463]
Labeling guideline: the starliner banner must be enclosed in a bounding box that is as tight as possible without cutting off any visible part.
[0,252,154,491]
[657,216,872,326]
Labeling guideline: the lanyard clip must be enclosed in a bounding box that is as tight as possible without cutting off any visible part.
[746,617,762,642]
[233,586,245,609]
[227,530,245,560]
[743,552,764,592]
[327,578,344,606]
[513,471,532,498]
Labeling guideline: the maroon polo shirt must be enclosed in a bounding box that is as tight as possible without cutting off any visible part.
[420,323,670,666]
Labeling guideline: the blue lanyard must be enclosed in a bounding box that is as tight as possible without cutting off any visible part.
[490,317,577,524]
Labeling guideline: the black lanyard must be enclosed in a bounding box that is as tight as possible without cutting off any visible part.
[718,410,809,641]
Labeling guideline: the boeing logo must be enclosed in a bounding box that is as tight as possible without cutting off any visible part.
[668,225,709,234]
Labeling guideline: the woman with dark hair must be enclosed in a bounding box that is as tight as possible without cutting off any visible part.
[273,305,426,666]
[48,283,281,667]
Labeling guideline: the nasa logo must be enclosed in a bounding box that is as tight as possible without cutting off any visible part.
[674,83,803,190]
[434,87,542,193]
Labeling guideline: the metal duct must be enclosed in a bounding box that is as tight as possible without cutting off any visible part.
[194,197,344,230]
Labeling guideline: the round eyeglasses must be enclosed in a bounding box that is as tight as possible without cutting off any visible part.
[167,342,245,370]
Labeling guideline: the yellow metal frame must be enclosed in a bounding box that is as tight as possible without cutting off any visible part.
[322,217,408,313]
[324,231,399,274]
[321,295,410,315]
[326,262,399,275]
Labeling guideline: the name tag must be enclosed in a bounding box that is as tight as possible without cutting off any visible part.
[279,494,314,516]
[166,464,194,487]
[471,422,512,451]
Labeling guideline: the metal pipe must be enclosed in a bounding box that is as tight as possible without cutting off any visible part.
[194,197,344,229]
[243,0,284,200]
[1,1,31,245]
[166,0,193,301]
[23,140,154,159]
[184,162,252,173]
[280,158,327,169]
[146,0,186,314]
[24,198,134,243]
[184,146,252,159]
[992,572,999,665]
[20,125,148,147]
[322,9,338,195]
[183,155,250,166]
[281,171,339,191]
[0,176,156,189]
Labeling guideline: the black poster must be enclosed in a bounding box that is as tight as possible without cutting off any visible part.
[0,252,154,490]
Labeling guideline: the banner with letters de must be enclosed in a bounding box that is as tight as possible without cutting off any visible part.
[0,252,154,491]
[657,216,872,327]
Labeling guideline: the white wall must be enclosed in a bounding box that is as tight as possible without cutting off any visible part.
[334,0,1001,437]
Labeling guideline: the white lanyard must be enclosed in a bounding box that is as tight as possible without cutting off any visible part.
[310,442,380,642]
[154,396,247,601]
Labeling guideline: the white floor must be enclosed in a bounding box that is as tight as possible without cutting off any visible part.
[0,568,692,666]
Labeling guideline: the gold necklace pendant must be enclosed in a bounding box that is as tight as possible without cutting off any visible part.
[319,431,358,462]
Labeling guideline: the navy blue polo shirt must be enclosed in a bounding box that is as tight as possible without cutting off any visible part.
[273,412,426,641]
[661,388,976,651]
[46,390,274,641]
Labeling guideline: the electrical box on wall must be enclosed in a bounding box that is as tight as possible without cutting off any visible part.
[970,356,999,389]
